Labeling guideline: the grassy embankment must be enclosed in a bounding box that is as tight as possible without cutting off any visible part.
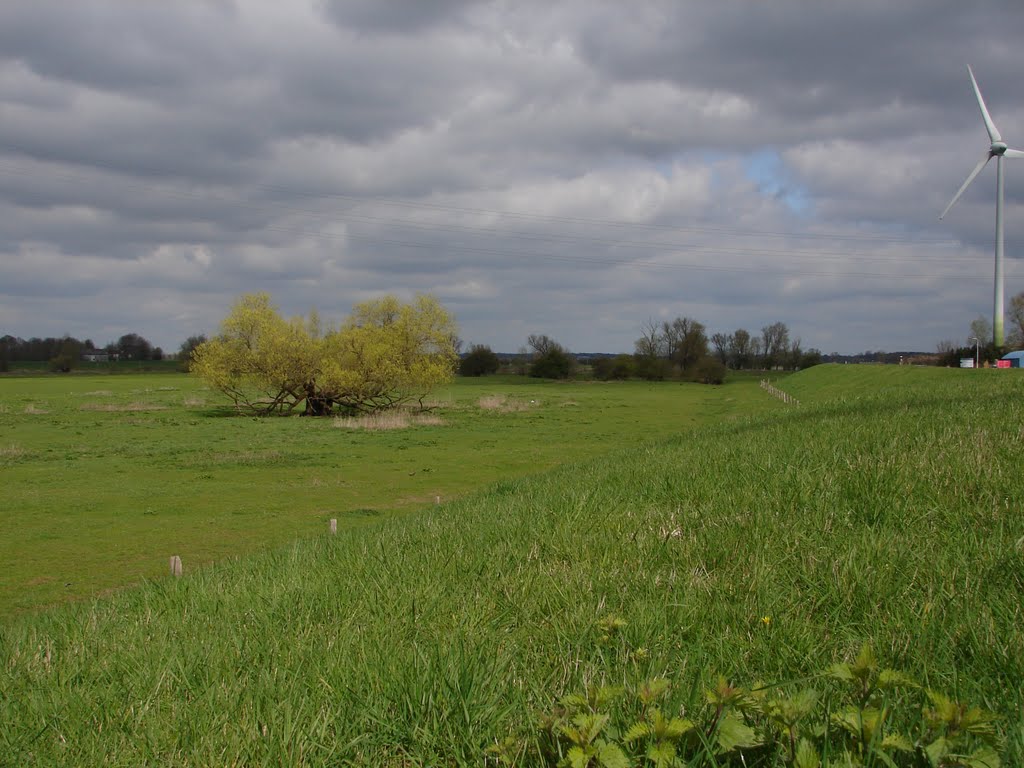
[2,365,1023,765]
[0,373,771,616]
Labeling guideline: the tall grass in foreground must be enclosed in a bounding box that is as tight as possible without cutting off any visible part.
[2,372,1023,765]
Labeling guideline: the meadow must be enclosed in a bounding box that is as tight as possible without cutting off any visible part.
[0,372,772,616]
[2,365,1023,766]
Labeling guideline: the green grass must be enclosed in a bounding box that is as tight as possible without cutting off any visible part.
[0,373,772,616]
[2,366,1023,765]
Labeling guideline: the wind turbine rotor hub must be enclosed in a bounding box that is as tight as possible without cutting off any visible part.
[991,140,1008,155]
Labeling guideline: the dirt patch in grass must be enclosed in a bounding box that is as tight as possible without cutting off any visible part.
[333,411,446,430]
[82,390,114,397]
[80,402,169,412]
[23,404,49,414]
[182,396,206,407]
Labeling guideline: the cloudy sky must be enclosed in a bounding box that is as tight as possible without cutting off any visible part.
[2,1,1023,355]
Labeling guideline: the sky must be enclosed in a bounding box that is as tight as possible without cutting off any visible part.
[2,1,1024,355]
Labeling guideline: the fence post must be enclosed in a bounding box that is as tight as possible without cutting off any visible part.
[329,518,337,534]
[169,555,182,577]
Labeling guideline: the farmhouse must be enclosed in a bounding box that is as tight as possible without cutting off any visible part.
[82,350,110,363]
[1000,350,1024,368]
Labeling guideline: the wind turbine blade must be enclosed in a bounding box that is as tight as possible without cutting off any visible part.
[968,65,1002,143]
[1003,148,1024,159]
[940,152,991,219]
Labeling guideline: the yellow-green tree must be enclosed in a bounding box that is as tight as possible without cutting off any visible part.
[192,293,457,416]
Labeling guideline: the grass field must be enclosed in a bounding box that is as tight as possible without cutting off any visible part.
[0,372,773,616]
[2,365,1023,766]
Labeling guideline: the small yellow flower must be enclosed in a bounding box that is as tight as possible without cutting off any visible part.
[760,615,772,627]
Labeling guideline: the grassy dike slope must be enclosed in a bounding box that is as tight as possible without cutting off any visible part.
[3,367,1024,765]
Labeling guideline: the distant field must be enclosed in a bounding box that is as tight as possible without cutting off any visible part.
[3,365,1022,766]
[0,372,773,616]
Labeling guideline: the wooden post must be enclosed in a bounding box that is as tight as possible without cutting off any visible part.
[329,518,337,534]
[435,495,441,505]
[169,555,182,577]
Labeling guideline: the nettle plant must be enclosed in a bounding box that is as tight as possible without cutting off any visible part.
[488,640,1002,768]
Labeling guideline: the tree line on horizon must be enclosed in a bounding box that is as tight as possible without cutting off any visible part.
[0,333,181,372]
[460,318,822,383]
[7,289,1024,378]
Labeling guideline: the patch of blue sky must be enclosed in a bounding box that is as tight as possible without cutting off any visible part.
[745,149,812,215]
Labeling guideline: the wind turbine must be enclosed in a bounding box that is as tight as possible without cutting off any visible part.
[940,65,1024,348]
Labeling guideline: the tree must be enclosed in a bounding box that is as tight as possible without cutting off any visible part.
[633,320,667,379]
[799,348,823,369]
[318,295,459,414]
[968,316,993,347]
[710,332,731,365]
[634,319,663,359]
[728,328,753,370]
[592,354,635,380]
[459,344,500,377]
[661,317,708,373]
[690,355,726,384]
[192,292,457,416]
[177,334,208,371]
[527,334,561,357]
[115,333,153,360]
[526,334,573,379]
[49,337,82,373]
[761,322,790,370]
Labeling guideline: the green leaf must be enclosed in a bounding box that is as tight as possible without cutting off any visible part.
[860,706,886,742]
[715,712,761,753]
[924,690,956,726]
[561,694,590,712]
[866,746,899,768]
[877,669,917,690]
[590,685,625,711]
[880,733,913,753]
[925,736,951,767]
[596,742,630,768]
[963,745,1001,768]
[569,713,610,745]
[831,706,862,738]
[638,677,671,706]
[646,741,677,768]
[852,644,878,680]
[962,706,1000,739]
[565,745,591,768]
[623,722,651,743]
[662,717,694,741]
[827,663,855,682]
[794,738,821,768]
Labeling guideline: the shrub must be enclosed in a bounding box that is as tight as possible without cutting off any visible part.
[459,344,500,377]
[530,348,573,379]
[593,354,636,381]
[691,355,727,384]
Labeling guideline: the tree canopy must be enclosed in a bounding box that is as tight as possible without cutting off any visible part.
[192,293,458,416]
[459,344,500,376]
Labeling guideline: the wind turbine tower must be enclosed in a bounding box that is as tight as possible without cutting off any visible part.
[940,65,1024,348]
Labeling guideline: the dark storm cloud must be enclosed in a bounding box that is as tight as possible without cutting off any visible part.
[319,0,480,34]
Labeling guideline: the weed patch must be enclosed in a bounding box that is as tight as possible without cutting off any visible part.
[478,394,535,411]
[333,411,445,430]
